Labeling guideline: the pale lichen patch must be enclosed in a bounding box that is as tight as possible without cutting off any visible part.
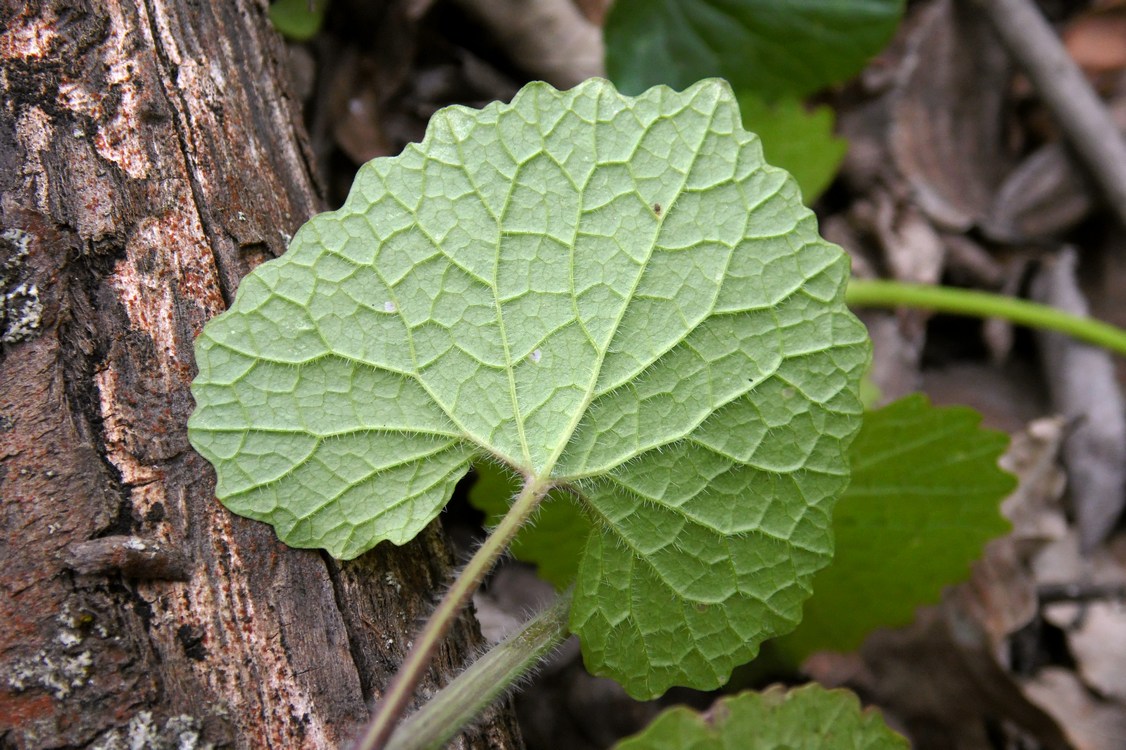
[7,649,93,699]
[2,282,43,344]
[1,228,43,344]
[6,607,99,699]
[14,107,53,208]
[89,711,207,750]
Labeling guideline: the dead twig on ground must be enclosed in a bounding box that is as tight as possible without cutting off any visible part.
[966,0,1126,228]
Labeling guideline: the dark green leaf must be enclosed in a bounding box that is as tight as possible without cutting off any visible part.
[773,394,1015,662]
[604,0,905,99]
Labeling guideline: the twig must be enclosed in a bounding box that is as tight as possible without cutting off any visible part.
[1030,250,1126,552]
[965,0,1126,228]
[1038,582,1126,605]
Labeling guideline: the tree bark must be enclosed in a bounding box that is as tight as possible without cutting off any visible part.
[0,2,522,747]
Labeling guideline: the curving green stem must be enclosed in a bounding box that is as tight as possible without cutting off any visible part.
[846,279,1126,358]
[386,591,573,750]
[352,475,553,750]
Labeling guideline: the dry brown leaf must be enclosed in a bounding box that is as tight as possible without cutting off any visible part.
[922,362,1048,433]
[1022,668,1126,750]
[331,74,390,164]
[1034,532,1126,705]
[573,0,611,25]
[845,592,1067,750]
[872,194,947,285]
[837,95,896,196]
[986,142,1096,240]
[1000,416,1069,550]
[1062,603,1126,702]
[862,313,926,403]
[1032,250,1126,552]
[890,0,1013,231]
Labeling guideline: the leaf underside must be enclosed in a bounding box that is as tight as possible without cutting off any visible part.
[613,684,909,750]
[188,78,868,698]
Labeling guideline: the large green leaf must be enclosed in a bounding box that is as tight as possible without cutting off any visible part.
[772,394,1015,662]
[188,78,868,697]
[604,0,905,100]
[613,684,908,750]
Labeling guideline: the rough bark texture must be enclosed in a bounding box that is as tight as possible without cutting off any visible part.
[0,1,522,748]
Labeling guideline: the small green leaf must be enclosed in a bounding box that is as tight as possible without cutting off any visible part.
[604,0,906,100]
[269,0,327,41]
[736,94,847,203]
[613,684,908,750]
[772,394,1015,662]
[189,78,868,697]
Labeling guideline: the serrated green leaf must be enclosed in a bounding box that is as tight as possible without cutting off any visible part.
[604,0,905,100]
[736,94,847,203]
[613,684,908,750]
[188,78,869,697]
[772,394,1015,662]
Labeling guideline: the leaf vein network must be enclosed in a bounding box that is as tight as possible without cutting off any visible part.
[223,434,459,503]
[581,498,799,636]
[594,470,825,556]
[540,92,722,479]
[289,447,467,522]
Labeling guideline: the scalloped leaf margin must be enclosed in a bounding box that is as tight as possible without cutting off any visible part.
[188,78,869,697]
[613,684,909,750]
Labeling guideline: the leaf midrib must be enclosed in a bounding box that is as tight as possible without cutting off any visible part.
[534,88,722,484]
